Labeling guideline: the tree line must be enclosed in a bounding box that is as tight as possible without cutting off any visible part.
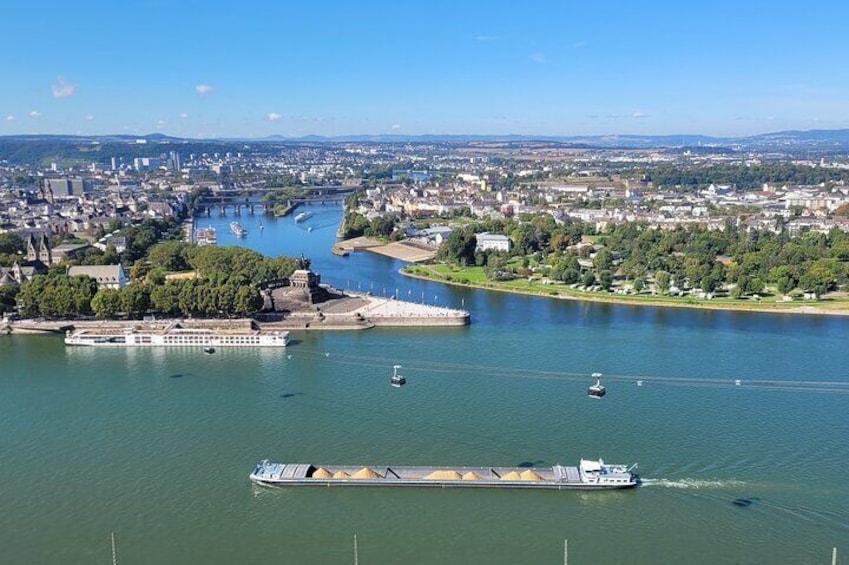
[15,243,299,319]
[625,163,849,191]
[436,215,849,297]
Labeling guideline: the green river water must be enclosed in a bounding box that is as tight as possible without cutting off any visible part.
[1,205,846,564]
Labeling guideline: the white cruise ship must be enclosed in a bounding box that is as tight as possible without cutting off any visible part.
[195,226,217,246]
[294,211,313,223]
[230,221,248,237]
[65,327,289,348]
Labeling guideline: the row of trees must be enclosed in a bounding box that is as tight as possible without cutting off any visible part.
[627,163,849,191]
[436,217,849,297]
[599,222,849,295]
[16,244,299,319]
[89,279,263,319]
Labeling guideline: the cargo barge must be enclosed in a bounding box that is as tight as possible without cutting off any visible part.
[250,458,638,490]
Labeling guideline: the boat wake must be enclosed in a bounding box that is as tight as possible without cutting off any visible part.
[641,478,748,489]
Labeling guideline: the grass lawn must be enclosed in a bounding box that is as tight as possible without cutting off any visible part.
[404,264,849,314]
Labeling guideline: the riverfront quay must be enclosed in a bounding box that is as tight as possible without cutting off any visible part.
[2,204,847,564]
[4,290,469,336]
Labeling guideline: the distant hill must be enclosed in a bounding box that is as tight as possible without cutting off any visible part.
[256,130,849,148]
[2,129,849,157]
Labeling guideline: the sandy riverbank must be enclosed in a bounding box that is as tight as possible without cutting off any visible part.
[336,237,437,262]
[401,269,849,318]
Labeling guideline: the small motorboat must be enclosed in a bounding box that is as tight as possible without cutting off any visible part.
[588,372,606,398]
[390,364,406,388]
[203,347,216,355]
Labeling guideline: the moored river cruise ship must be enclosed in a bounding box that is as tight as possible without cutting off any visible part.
[65,327,289,348]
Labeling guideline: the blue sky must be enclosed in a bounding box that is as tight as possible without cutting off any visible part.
[2,0,848,138]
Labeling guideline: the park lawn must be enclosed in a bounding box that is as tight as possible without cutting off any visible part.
[405,264,849,313]
[164,270,199,280]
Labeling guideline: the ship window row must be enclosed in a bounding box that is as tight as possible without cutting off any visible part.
[160,336,263,343]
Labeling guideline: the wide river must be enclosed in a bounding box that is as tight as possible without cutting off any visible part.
[2,204,847,564]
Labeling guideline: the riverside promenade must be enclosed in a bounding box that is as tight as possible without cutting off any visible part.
[3,293,470,336]
[260,291,470,331]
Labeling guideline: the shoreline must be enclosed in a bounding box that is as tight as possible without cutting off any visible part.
[3,290,470,335]
[400,268,849,318]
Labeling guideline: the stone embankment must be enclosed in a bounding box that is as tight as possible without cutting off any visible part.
[3,294,470,335]
[259,292,469,330]
[351,294,469,327]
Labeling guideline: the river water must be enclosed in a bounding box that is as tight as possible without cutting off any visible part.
[2,204,847,564]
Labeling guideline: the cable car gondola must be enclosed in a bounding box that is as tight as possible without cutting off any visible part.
[588,372,606,398]
[390,364,406,388]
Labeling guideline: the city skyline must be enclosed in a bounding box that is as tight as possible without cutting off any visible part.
[3,0,849,138]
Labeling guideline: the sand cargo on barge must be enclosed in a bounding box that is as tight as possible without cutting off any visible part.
[250,458,638,490]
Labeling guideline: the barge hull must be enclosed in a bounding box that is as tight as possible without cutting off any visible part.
[251,479,636,490]
[250,461,638,490]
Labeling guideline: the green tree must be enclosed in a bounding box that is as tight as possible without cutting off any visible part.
[0,286,19,314]
[437,229,477,266]
[770,265,797,295]
[147,241,193,271]
[233,286,262,316]
[654,270,670,294]
[16,274,97,318]
[598,270,614,290]
[130,260,152,282]
[150,282,182,315]
[91,289,123,318]
[119,283,151,318]
[484,254,512,281]
[0,233,24,255]
[594,248,614,272]
[367,216,395,238]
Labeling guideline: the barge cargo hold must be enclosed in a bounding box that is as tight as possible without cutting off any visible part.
[250,458,638,490]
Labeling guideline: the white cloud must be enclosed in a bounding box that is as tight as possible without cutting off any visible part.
[51,77,78,98]
[179,112,189,119]
[85,114,94,121]
[5,115,14,121]
[632,112,649,119]
[267,112,282,122]
[195,84,215,95]
[29,110,41,118]
[531,53,546,64]
[157,119,167,127]
[574,40,587,49]
[391,124,401,130]
[474,34,497,42]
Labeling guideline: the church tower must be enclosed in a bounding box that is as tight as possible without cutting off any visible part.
[26,233,52,265]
